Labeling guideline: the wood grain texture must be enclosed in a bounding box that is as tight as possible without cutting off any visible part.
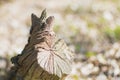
[8,9,73,80]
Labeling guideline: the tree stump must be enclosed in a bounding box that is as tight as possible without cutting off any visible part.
[8,9,74,80]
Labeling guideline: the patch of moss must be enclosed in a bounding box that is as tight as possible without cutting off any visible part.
[86,51,96,57]
[53,25,60,33]
[114,26,120,40]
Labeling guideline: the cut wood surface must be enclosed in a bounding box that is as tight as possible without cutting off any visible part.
[8,9,73,80]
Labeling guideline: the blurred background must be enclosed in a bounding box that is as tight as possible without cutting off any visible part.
[0,0,120,80]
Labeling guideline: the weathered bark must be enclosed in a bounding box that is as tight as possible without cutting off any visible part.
[8,9,73,80]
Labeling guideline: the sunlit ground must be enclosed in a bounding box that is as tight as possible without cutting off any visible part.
[0,0,120,80]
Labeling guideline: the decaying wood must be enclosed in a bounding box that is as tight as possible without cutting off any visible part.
[8,9,73,80]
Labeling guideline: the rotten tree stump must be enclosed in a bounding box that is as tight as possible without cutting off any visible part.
[8,9,74,80]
